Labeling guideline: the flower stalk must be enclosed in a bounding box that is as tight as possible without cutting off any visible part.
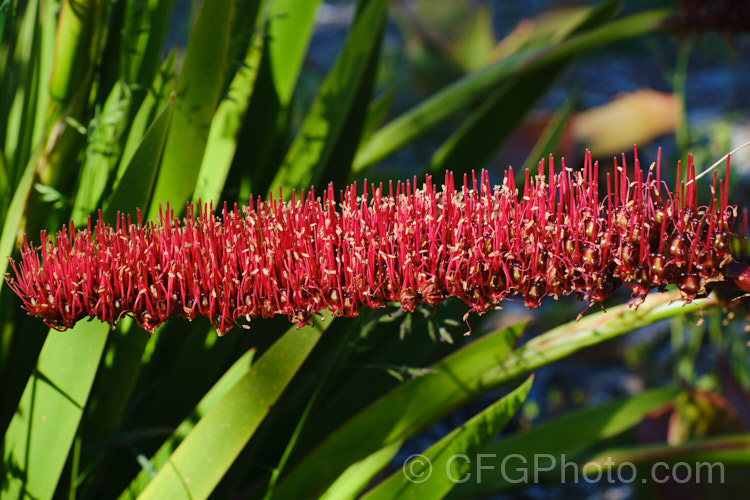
[5,150,743,335]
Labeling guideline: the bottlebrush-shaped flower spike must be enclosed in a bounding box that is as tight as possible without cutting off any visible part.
[4,150,744,335]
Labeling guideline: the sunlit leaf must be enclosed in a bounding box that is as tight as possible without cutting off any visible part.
[271,321,525,499]
[268,0,323,107]
[117,47,176,183]
[269,0,387,193]
[451,385,680,497]
[104,96,173,219]
[147,0,233,219]
[136,320,327,499]
[193,32,265,204]
[2,321,110,499]
[319,440,403,500]
[353,8,670,172]
[119,347,258,499]
[363,376,533,500]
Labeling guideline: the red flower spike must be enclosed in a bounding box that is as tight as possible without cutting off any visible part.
[4,150,743,335]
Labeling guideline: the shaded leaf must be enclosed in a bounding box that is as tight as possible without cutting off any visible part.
[70,81,132,224]
[123,0,176,92]
[428,0,619,174]
[519,97,574,176]
[428,64,563,174]
[583,434,750,468]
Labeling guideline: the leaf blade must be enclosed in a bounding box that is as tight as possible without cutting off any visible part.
[136,320,327,499]
[118,347,258,499]
[352,9,670,172]
[363,376,533,500]
[2,321,110,499]
[268,0,323,106]
[451,385,680,497]
[193,32,265,204]
[104,96,174,220]
[146,0,233,219]
[269,0,387,193]
[271,321,526,499]
[319,440,403,500]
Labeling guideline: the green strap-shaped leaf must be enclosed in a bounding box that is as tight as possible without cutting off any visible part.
[269,0,387,193]
[146,0,233,220]
[1,0,55,188]
[583,434,750,469]
[2,85,175,500]
[136,321,327,499]
[225,0,322,198]
[352,9,670,173]
[0,146,38,293]
[319,440,403,500]
[428,0,618,175]
[132,0,176,97]
[428,66,563,174]
[31,0,56,151]
[193,31,265,204]
[121,0,175,89]
[480,291,713,388]
[48,0,102,103]
[0,0,9,43]
[359,89,394,145]
[274,291,714,499]
[68,84,175,495]
[270,322,526,499]
[118,347,258,499]
[104,95,174,219]
[363,376,533,500]
[0,155,8,216]
[316,23,384,186]
[268,0,323,107]
[2,321,110,499]
[70,80,132,224]
[117,47,176,183]
[451,385,680,497]
[3,0,40,183]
